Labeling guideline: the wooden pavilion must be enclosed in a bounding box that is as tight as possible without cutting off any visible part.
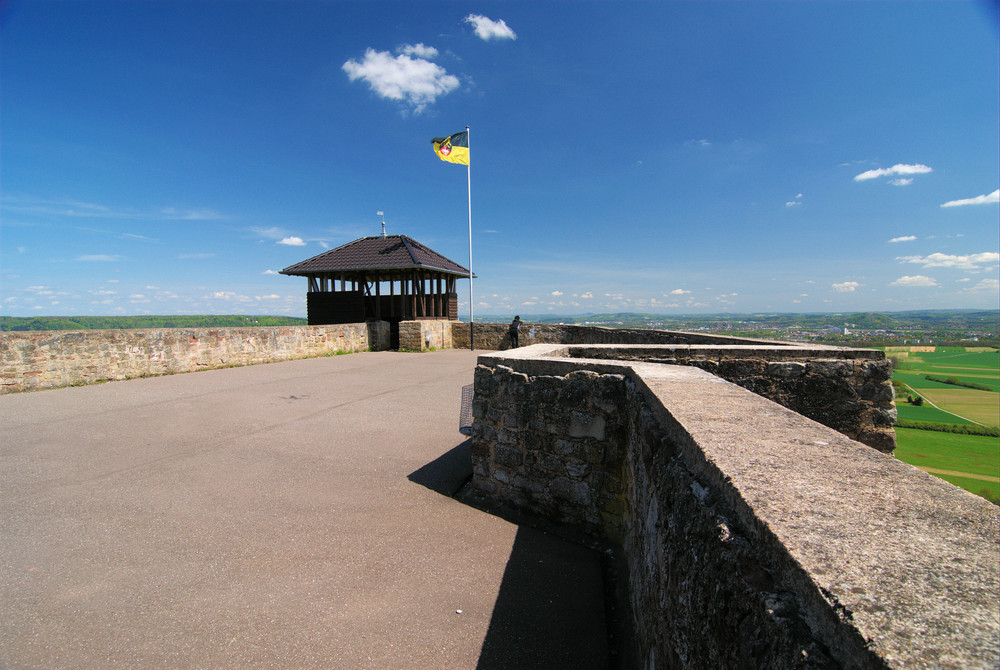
[280,235,470,337]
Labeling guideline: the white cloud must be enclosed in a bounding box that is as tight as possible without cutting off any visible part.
[256,294,281,300]
[682,139,713,150]
[669,288,690,295]
[77,254,122,262]
[262,269,279,275]
[465,14,517,41]
[551,290,563,296]
[897,252,999,271]
[889,235,917,243]
[250,226,287,239]
[2,196,227,222]
[891,275,938,287]
[832,281,860,292]
[160,207,226,221]
[854,164,932,182]
[277,236,306,246]
[399,43,438,59]
[580,292,593,299]
[968,278,1000,291]
[785,193,803,207]
[889,178,913,186]
[343,47,459,113]
[941,189,999,208]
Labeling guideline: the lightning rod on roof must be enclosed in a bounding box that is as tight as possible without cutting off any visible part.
[378,211,386,238]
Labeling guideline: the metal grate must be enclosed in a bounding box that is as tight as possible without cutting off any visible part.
[458,384,474,435]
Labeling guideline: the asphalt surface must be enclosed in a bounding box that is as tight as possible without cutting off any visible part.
[1,350,608,669]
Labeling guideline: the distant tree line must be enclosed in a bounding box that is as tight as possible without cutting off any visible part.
[923,375,995,392]
[895,419,999,437]
[1,315,308,332]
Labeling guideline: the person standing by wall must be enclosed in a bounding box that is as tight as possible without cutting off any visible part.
[509,315,522,348]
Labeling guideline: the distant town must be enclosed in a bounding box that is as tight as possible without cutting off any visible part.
[2,309,998,349]
[479,309,1000,348]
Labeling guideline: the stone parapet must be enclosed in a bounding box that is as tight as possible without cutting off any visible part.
[567,343,896,453]
[398,319,454,352]
[0,322,389,393]
[453,323,897,450]
[452,321,783,350]
[471,346,999,669]
[484,342,894,453]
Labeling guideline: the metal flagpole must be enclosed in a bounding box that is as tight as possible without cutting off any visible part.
[466,125,474,351]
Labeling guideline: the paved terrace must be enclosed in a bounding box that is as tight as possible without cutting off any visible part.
[1,351,609,669]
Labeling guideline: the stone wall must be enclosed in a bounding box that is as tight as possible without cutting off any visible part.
[567,344,896,453]
[451,321,775,350]
[470,346,999,669]
[399,319,454,352]
[471,363,628,539]
[0,322,389,393]
[454,323,896,452]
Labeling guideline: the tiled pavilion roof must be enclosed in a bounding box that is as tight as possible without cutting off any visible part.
[280,235,470,277]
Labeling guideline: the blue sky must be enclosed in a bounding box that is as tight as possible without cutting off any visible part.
[2,1,998,319]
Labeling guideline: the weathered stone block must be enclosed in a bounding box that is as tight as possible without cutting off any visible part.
[471,422,495,442]
[858,382,894,405]
[807,359,852,378]
[549,477,592,506]
[491,468,511,485]
[718,358,766,379]
[502,411,526,429]
[871,405,898,427]
[566,460,591,479]
[766,361,806,378]
[537,453,566,474]
[569,411,606,439]
[512,474,546,496]
[493,444,523,468]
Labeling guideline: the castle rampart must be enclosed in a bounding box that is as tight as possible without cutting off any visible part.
[0,323,389,393]
[2,322,996,666]
[470,345,999,669]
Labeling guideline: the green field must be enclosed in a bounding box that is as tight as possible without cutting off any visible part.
[894,427,999,501]
[888,347,999,504]
[895,401,974,425]
[889,347,998,426]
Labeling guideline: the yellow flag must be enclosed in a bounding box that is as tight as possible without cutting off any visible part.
[431,131,469,166]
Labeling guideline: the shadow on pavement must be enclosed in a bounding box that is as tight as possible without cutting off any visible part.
[407,439,473,497]
[408,444,611,670]
[475,525,608,669]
